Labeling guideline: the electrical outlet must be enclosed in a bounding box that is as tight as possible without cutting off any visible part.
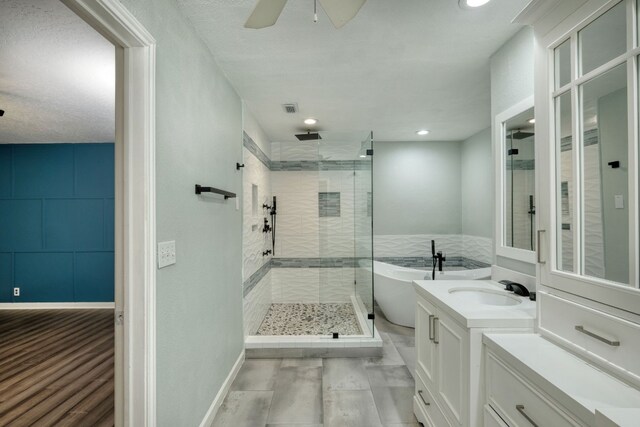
[157,240,176,268]
[13,287,20,297]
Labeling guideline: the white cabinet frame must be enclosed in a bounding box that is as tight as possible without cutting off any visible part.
[534,0,640,315]
[494,96,537,264]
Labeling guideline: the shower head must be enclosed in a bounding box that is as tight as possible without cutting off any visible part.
[511,131,534,140]
[295,131,322,141]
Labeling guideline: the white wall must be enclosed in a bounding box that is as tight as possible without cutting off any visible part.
[373,141,462,236]
[373,139,493,264]
[490,27,536,276]
[118,0,244,425]
[461,127,492,238]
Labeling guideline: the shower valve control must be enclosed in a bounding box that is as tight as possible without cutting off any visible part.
[262,218,272,233]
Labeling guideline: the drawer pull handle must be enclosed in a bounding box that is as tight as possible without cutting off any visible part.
[537,230,546,264]
[428,315,435,341]
[575,325,620,347]
[418,390,430,406]
[433,317,440,344]
[516,404,538,427]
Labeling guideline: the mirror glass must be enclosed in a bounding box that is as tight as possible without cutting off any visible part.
[555,91,574,272]
[555,39,571,89]
[581,64,629,284]
[504,107,536,252]
[579,1,626,76]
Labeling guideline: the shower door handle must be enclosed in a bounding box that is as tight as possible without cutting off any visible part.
[428,315,435,341]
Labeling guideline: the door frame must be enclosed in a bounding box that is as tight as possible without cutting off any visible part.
[61,0,157,425]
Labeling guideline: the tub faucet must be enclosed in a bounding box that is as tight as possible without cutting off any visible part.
[431,240,446,280]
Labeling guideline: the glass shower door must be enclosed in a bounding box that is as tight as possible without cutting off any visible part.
[317,131,374,338]
[354,132,374,336]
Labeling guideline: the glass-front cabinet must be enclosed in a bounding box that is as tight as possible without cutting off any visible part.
[539,0,640,315]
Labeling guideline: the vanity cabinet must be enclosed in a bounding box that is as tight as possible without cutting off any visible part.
[413,286,534,427]
[483,333,640,427]
[415,296,468,427]
[485,350,582,427]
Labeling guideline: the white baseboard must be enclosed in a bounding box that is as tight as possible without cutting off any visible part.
[199,350,245,427]
[0,302,115,310]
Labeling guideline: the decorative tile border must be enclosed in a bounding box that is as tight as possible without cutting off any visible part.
[375,256,490,269]
[507,159,535,170]
[271,160,371,171]
[242,133,371,172]
[243,254,490,297]
[243,131,272,169]
[271,257,364,268]
[243,259,272,297]
[560,128,598,152]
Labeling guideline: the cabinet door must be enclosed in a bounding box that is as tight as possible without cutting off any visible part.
[484,405,510,427]
[436,312,469,427]
[416,297,437,388]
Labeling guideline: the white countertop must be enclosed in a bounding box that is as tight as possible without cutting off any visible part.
[412,279,536,328]
[596,408,640,427]
[484,333,640,426]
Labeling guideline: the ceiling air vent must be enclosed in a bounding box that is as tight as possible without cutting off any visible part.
[282,103,298,114]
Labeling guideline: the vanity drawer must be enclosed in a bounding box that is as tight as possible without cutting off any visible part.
[539,292,640,380]
[415,370,451,427]
[486,351,582,427]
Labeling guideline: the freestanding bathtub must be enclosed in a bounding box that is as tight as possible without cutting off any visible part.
[372,260,491,328]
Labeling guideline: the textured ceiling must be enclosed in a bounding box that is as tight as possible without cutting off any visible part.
[0,0,115,144]
[177,0,530,142]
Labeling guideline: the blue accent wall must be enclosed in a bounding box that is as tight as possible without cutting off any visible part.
[0,143,114,303]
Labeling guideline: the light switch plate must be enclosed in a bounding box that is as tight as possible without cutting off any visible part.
[615,195,624,209]
[158,240,176,268]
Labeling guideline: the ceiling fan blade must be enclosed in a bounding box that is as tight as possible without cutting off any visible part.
[318,0,367,28]
[244,0,288,29]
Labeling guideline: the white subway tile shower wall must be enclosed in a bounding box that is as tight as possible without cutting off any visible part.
[243,270,272,335]
[242,146,272,280]
[272,170,358,259]
[242,133,273,337]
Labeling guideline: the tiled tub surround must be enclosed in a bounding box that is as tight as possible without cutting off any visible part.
[374,233,493,265]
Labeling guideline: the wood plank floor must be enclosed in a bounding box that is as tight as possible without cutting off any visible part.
[0,309,114,426]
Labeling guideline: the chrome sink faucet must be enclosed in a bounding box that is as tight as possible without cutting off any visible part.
[431,240,446,280]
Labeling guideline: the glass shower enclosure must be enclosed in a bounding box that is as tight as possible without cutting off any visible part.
[250,130,375,343]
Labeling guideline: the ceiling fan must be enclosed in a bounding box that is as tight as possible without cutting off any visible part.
[244,0,367,29]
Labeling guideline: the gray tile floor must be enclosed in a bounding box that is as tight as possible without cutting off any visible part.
[213,307,420,427]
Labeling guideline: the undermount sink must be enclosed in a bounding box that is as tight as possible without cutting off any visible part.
[448,287,522,306]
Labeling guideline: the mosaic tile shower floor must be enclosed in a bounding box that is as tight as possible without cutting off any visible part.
[256,303,363,336]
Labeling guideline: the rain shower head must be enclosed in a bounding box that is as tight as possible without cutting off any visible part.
[511,131,534,140]
[295,131,322,141]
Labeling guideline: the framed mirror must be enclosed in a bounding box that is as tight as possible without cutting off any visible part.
[494,97,536,264]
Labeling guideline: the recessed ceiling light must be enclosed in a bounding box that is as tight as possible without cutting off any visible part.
[416,130,430,136]
[459,0,491,9]
[528,118,536,124]
[304,118,318,125]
